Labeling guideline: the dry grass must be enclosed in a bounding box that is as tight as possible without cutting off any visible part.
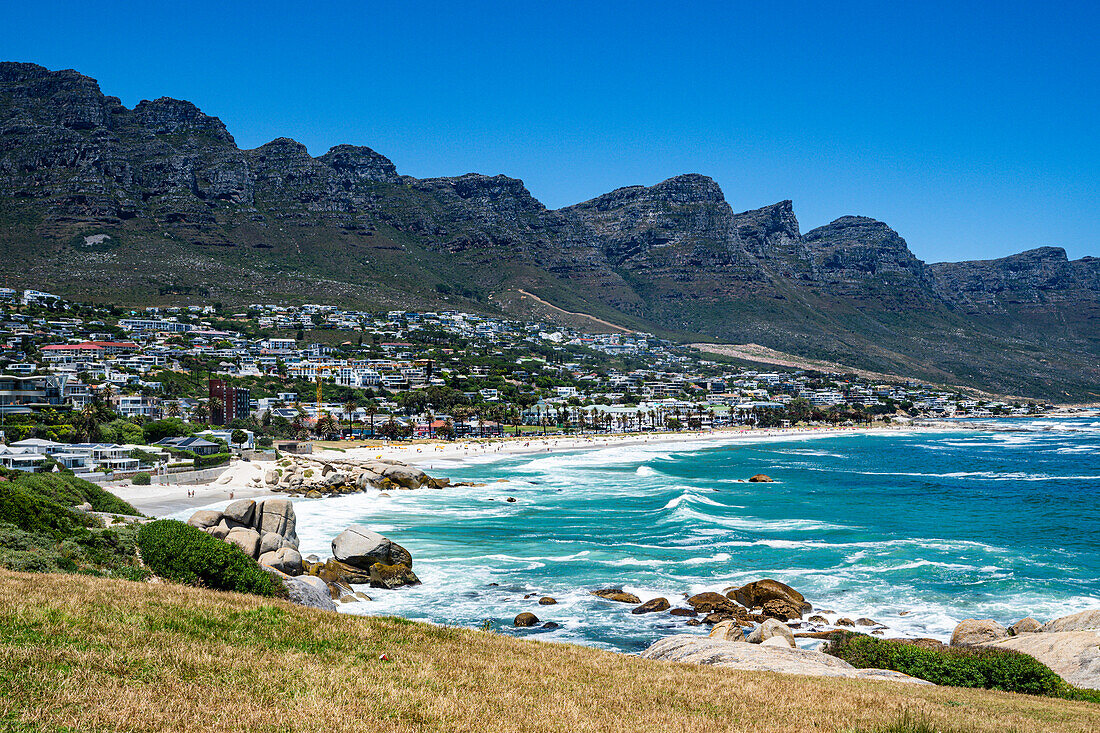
[0,570,1096,732]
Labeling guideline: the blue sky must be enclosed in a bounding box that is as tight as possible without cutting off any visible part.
[3,1,1097,262]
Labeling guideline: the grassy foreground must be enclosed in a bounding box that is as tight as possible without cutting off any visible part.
[1,571,1097,733]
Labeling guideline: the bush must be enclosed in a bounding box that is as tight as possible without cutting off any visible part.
[823,632,1100,701]
[0,471,141,517]
[132,472,151,485]
[195,452,231,469]
[136,519,279,597]
[0,520,147,579]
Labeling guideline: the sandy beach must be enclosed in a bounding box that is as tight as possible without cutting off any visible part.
[107,425,923,516]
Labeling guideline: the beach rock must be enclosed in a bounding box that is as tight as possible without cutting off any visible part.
[760,635,794,648]
[539,597,557,605]
[311,558,371,585]
[541,622,559,630]
[354,472,373,490]
[222,499,256,526]
[591,588,641,604]
[748,474,774,482]
[259,547,303,576]
[1041,609,1100,633]
[1009,617,1043,635]
[984,632,1100,690]
[256,499,297,546]
[670,608,698,617]
[632,597,671,614]
[368,562,420,589]
[187,509,222,530]
[728,579,809,613]
[259,531,289,555]
[323,471,347,488]
[685,619,702,626]
[808,615,829,625]
[514,612,539,627]
[686,592,739,614]
[285,574,337,612]
[210,520,232,540]
[640,636,931,684]
[264,469,278,486]
[225,527,261,558]
[856,617,878,627]
[331,526,413,569]
[381,465,429,489]
[836,618,855,627]
[747,618,796,647]
[761,598,803,621]
[709,620,746,642]
[950,619,1008,646]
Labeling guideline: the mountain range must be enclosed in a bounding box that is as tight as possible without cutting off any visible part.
[2,62,1098,400]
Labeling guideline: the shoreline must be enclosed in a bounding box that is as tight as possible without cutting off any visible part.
[109,424,932,516]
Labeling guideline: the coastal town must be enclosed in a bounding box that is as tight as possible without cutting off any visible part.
[0,286,1053,480]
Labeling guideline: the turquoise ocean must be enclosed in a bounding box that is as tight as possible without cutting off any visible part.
[285,417,1100,653]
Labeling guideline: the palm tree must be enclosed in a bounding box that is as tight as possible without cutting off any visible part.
[75,402,103,442]
[165,401,182,419]
[343,398,359,425]
[208,396,224,426]
[192,403,209,425]
[364,403,378,437]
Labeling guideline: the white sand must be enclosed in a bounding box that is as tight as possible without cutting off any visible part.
[110,425,920,516]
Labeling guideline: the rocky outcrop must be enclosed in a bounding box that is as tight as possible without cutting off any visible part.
[368,562,420,590]
[631,597,670,614]
[260,457,445,497]
[950,619,1009,647]
[306,526,419,593]
[640,636,931,684]
[746,618,796,648]
[1009,617,1043,635]
[984,632,1100,691]
[186,499,302,575]
[728,579,810,614]
[1040,609,1100,633]
[708,620,746,642]
[591,588,641,604]
[331,526,413,568]
[514,612,539,627]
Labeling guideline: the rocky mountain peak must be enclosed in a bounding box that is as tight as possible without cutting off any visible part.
[318,144,398,185]
[132,97,234,145]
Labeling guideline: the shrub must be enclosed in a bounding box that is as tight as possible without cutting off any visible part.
[0,520,146,579]
[132,472,151,485]
[136,519,279,597]
[823,632,1100,701]
[7,471,142,516]
[195,452,231,469]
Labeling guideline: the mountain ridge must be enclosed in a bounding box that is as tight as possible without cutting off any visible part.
[2,61,1098,399]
